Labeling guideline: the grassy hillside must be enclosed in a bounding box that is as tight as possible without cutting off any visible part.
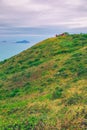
[0,33,87,130]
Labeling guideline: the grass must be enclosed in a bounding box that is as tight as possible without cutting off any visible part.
[0,33,87,129]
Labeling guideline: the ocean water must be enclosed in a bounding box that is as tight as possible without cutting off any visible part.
[0,35,50,61]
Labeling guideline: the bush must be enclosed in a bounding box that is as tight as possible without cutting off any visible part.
[47,78,54,84]
[2,116,39,130]
[8,88,20,97]
[22,116,39,130]
[52,87,63,99]
[27,59,44,67]
[66,94,82,105]
[0,83,3,88]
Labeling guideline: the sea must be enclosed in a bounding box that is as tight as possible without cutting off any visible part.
[0,35,50,61]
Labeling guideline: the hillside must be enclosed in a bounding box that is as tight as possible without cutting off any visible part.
[0,33,87,130]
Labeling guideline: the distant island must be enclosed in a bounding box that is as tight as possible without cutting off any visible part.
[16,40,30,44]
[2,40,7,43]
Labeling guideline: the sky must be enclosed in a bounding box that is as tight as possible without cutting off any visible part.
[0,0,87,36]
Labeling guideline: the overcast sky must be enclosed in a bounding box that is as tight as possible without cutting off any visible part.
[0,0,87,36]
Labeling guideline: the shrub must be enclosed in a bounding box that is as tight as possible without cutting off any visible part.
[8,88,20,97]
[28,59,44,67]
[25,72,31,78]
[22,116,39,130]
[0,83,3,88]
[66,94,82,105]
[47,78,54,84]
[23,82,31,91]
[52,87,63,99]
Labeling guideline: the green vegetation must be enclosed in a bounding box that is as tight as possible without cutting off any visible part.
[52,86,63,99]
[0,33,87,129]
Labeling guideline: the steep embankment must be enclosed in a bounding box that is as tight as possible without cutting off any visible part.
[0,34,87,129]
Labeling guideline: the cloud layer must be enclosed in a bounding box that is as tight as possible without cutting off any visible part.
[0,0,87,35]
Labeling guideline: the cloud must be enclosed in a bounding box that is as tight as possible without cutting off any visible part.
[0,0,87,35]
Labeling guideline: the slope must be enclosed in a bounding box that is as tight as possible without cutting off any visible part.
[0,33,87,130]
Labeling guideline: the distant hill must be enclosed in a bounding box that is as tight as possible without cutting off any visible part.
[16,40,30,43]
[2,40,7,43]
[0,33,87,130]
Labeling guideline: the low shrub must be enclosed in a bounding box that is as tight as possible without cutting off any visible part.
[52,87,63,99]
[8,88,20,97]
[66,94,82,105]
